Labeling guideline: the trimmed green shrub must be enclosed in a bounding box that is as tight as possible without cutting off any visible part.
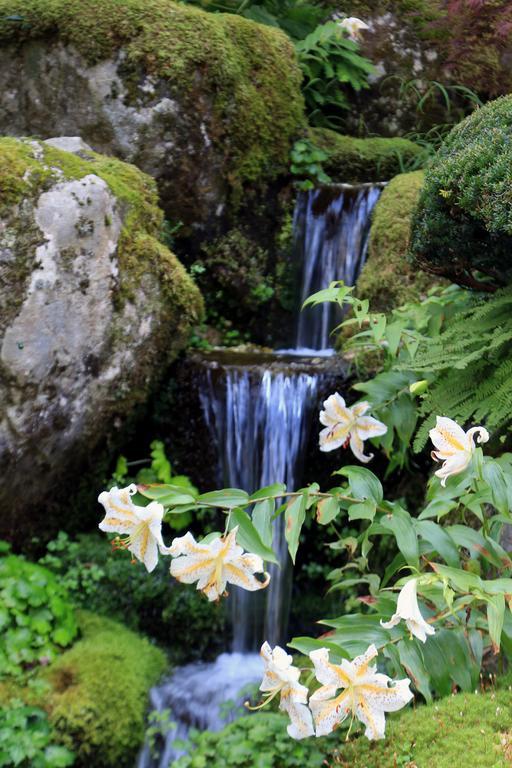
[0,552,77,678]
[411,95,512,289]
[356,170,438,312]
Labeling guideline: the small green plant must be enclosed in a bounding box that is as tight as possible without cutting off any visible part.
[290,138,331,190]
[110,440,197,531]
[173,712,334,768]
[295,22,375,128]
[0,700,75,768]
[0,551,77,678]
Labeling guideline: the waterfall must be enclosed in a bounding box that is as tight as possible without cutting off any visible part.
[199,360,319,650]
[295,183,384,352]
[137,182,381,767]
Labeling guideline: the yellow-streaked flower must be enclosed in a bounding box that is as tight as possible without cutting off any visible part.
[259,642,315,740]
[337,16,370,41]
[319,393,387,463]
[309,644,412,740]
[169,527,270,602]
[380,579,435,643]
[98,484,169,573]
[429,416,489,486]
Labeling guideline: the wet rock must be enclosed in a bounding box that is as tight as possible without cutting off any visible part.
[0,137,203,540]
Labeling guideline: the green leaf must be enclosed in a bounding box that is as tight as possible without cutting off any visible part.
[347,499,376,521]
[415,520,459,568]
[397,640,432,702]
[252,499,274,549]
[316,496,341,525]
[284,494,307,564]
[486,593,505,652]
[334,466,383,504]
[198,489,249,509]
[288,636,349,662]
[381,505,419,567]
[229,508,278,564]
[138,484,196,506]
[249,484,286,501]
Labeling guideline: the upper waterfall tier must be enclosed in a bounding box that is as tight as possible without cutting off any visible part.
[295,183,384,351]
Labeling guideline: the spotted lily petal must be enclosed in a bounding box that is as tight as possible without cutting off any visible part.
[98,486,167,573]
[170,527,270,602]
[429,416,489,486]
[259,643,314,740]
[309,645,412,740]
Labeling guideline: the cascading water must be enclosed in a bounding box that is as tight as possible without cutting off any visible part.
[137,182,382,767]
[200,358,320,650]
[295,183,384,352]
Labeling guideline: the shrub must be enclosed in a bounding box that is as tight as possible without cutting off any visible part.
[39,533,227,663]
[410,95,512,289]
[0,551,77,678]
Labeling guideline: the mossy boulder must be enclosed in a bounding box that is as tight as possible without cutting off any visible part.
[0,611,167,768]
[311,128,422,183]
[356,170,437,312]
[0,0,305,234]
[0,137,203,540]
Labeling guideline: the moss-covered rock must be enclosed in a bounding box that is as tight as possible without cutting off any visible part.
[311,128,423,183]
[356,170,437,312]
[0,137,203,541]
[0,611,167,768]
[410,95,512,290]
[0,0,305,233]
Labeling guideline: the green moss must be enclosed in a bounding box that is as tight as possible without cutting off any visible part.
[310,128,423,183]
[328,677,512,767]
[356,170,437,312]
[46,612,166,767]
[0,0,305,195]
[0,137,203,320]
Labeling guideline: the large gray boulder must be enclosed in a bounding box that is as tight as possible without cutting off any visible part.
[0,0,305,238]
[0,137,203,538]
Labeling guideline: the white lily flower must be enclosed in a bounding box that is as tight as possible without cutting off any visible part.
[337,16,370,41]
[319,393,387,463]
[259,642,315,740]
[98,484,169,573]
[309,644,412,740]
[429,416,489,486]
[380,579,435,643]
[169,527,270,602]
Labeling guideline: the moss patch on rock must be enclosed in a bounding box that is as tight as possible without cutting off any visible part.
[310,128,423,183]
[0,0,305,198]
[0,611,167,768]
[356,170,437,312]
